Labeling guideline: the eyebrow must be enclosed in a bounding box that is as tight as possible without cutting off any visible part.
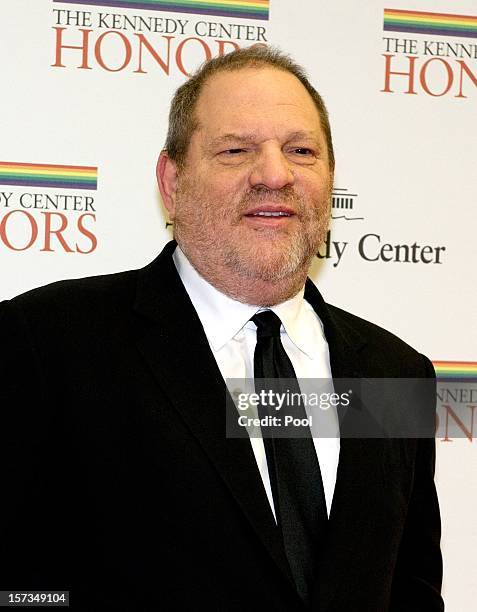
[206,133,258,149]
[206,130,320,149]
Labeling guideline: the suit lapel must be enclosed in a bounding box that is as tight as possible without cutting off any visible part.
[305,280,392,610]
[304,280,375,609]
[304,278,365,381]
[132,242,294,588]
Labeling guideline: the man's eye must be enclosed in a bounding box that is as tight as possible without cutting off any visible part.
[222,148,246,155]
[292,148,313,155]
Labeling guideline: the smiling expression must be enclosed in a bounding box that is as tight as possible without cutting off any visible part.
[159,66,333,303]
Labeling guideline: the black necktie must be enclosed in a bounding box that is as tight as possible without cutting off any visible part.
[252,310,327,605]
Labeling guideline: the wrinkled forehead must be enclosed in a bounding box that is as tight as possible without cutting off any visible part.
[192,67,324,142]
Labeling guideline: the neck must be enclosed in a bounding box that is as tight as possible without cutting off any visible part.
[178,243,310,306]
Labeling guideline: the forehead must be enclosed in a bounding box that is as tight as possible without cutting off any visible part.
[193,66,323,141]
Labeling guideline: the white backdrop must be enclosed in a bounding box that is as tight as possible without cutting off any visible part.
[1,1,476,608]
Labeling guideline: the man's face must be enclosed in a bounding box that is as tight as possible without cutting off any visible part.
[163,67,332,286]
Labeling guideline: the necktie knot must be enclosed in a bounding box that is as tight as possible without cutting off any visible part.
[251,310,282,339]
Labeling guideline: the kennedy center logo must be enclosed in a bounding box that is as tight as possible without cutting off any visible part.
[331,188,363,222]
[317,184,447,268]
[382,8,477,98]
[0,162,98,254]
[51,0,270,75]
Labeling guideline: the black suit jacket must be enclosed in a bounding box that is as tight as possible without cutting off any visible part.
[0,241,443,610]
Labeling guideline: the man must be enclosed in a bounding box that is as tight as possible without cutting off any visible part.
[1,47,443,610]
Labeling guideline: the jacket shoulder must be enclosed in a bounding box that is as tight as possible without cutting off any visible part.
[326,303,434,377]
[1,268,140,336]
[10,267,137,304]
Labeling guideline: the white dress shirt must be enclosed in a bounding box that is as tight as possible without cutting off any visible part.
[173,246,340,519]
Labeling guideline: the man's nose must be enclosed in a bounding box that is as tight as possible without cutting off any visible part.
[249,145,294,190]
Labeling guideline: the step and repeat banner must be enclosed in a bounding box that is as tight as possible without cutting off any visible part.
[1,1,476,607]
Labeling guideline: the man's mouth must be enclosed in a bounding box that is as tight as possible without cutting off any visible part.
[244,205,296,219]
[249,211,292,217]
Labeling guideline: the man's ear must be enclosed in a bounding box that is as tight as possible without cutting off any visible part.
[157,151,179,219]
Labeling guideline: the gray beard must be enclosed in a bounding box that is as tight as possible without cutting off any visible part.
[173,180,332,296]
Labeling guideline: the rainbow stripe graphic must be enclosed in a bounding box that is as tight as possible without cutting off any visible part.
[0,162,97,190]
[52,0,270,20]
[433,361,477,382]
[384,9,477,39]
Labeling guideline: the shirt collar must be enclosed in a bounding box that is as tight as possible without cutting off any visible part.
[173,246,257,351]
[268,293,318,359]
[173,246,320,358]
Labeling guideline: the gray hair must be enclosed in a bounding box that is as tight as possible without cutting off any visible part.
[164,45,335,170]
